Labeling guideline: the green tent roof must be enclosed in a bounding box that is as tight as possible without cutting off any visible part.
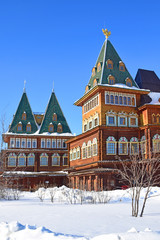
[39,91,71,134]
[88,39,138,89]
[9,92,38,134]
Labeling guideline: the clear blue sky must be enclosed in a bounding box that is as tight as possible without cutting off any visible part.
[0,0,160,135]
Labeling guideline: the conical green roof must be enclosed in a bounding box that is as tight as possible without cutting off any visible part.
[9,92,38,134]
[88,39,138,89]
[39,91,71,134]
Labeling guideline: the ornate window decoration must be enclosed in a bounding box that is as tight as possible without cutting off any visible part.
[129,112,138,127]
[92,138,98,156]
[8,153,16,167]
[140,136,146,155]
[70,150,72,161]
[119,61,125,72]
[126,78,132,87]
[119,137,128,155]
[63,153,68,166]
[32,139,37,148]
[97,62,101,72]
[108,75,115,85]
[152,134,160,153]
[26,122,31,132]
[21,138,26,148]
[57,123,62,133]
[105,91,136,107]
[92,67,96,77]
[106,59,113,69]
[27,138,31,148]
[130,137,139,155]
[82,142,86,159]
[52,139,56,148]
[17,122,22,132]
[49,123,54,133]
[40,153,48,166]
[53,113,57,121]
[106,110,116,126]
[106,136,116,155]
[22,111,26,120]
[87,140,92,158]
[84,94,99,114]
[41,138,45,148]
[27,153,35,166]
[152,114,157,124]
[52,153,60,166]
[46,139,51,148]
[18,153,26,166]
[10,138,15,148]
[118,112,127,127]
[76,147,80,159]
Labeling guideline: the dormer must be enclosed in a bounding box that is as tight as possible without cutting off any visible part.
[22,111,26,120]
[85,85,89,93]
[119,61,125,72]
[17,122,22,132]
[92,67,96,77]
[108,75,115,85]
[53,113,57,121]
[57,123,62,133]
[106,59,113,69]
[49,123,54,132]
[97,62,102,72]
[126,77,132,87]
[26,122,31,132]
[93,78,98,87]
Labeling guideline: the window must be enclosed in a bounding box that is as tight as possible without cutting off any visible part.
[26,123,31,132]
[106,94,109,104]
[119,62,125,72]
[62,139,67,148]
[129,117,138,127]
[87,141,92,158]
[46,139,51,148]
[118,115,127,127]
[10,138,15,148]
[110,95,114,104]
[57,123,62,133]
[70,150,72,161]
[18,153,26,166]
[32,139,37,148]
[115,95,118,104]
[130,137,139,155]
[108,116,115,125]
[17,122,22,132]
[123,97,127,105]
[77,147,80,159]
[119,137,128,155]
[157,115,160,124]
[52,139,56,148]
[84,124,87,132]
[52,153,60,166]
[93,138,98,156]
[152,134,160,153]
[140,136,146,155]
[41,138,45,148]
[84,94,99,113]
[40,153,48,166]
[28,153,35,166]
[106,136,116,155]
[128,97,131,106]
[119,96,123,105]
[49,123,54,132]
[93,78,98,87]
[92,67,96,76]
[21,138,26,148]
[126,78,132,87]
[57,139,61,148]
[16,138,20,148]
[73,148,76,160]
[82,142,86,159]
[8,153,16,167]
[97,62,101,72]
[108,75,115,85]
[53,113,57,121]
[27,139,31,148]
[105,91,136,107]
[152,114,157,124]
[89,121,92,129]
[63,154,68,166]
[106,111,116,126]
[107,59,113,69]
[22,112,26,120]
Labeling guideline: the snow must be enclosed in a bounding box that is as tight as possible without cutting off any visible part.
[0,186,160,240]
[4,131,74,136]
[148,92,160,105]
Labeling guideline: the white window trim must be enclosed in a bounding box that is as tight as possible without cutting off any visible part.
[118,116,128,127]
[41,138,45,148]
[129,117,138,127]
[106,115,117,126]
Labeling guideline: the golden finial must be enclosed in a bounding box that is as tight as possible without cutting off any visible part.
[102,28,111,39]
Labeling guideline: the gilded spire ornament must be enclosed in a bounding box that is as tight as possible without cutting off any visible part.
[102,28,111,39]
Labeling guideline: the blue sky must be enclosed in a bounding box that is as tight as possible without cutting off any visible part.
[0,0,160,135]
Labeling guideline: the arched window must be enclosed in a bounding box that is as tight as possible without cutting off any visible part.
[8,153,16,167]
[53,113,57,121]
[97,62,101,72]
[92,138,98,156]
[76,147,80,159]
[40,153,48,166]
[119,137,128,155]
[152,114,157,124]
[82,142,86,159]
[52,153,60,166]
[110,95,114,104]
[107,59,113,69]
[119,61,125,72]
[130,137,139,155]
[73,148,77,160]
[17,122,22,132]
[28,153,35,166]
[152,134,160,153]
[18,153,26,166]
[157,115,160,124]
[22,111,26,120]
[92,67,96,77]
[26,122,31,132]
[115,95,118,104]
[108,75,115,85]
[87,140,92,158]
[119,96,123,105]
[57,123,62,133]
[48,123,54,132]
[128,97,131,106]
[93,78,98,87]
[132,97,135,106]
[63,154,68,166]
[106,136,116,155]
[140,136,146,155]
[126,78,132,87]
[105,93,110,104]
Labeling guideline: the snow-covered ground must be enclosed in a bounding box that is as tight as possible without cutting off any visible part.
[0,186,160,240]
